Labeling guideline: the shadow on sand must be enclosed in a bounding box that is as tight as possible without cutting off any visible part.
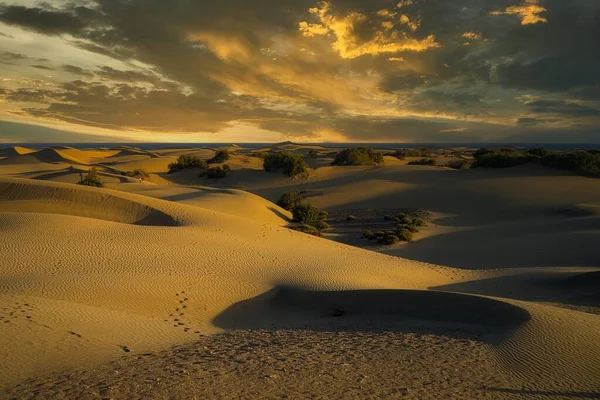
[213,286,531,341]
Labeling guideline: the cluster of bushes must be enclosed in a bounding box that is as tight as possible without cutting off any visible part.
[208,149,231,164]
[540,151,600,178]
[202,164,230,179]
[77,168,103,188]
[407,158,436,166]
[122,169,150,180]
[168,154,207,173]
[263,151,308,177]
[471,147,600,178]
[472,148,534,168]
[362,213,427,245]
[395,148,433,159]
[278,191,330,236]
[331,147,384,166]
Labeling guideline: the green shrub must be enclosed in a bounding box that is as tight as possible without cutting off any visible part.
[527,147,552,158]
[205,166,228,179]
[374,230,385,238]
[362,230,375,240]
[263,151,308,177]
[396,213,412,225]
[277,190,307,210]
[123,169,150,179]
[318,210,329,220]
[314,220,330,230]
[395,148,433,159]
[346,215,356,221]
[77,168,103,188]
[209,149,231,164]
[446,159,472,170]
[331,147,384,166]
[383,234,400,245]
[397,224,418,233]
[408,158,436,166]
[291,202,322,223]
[396,229,414,242]
[412,217,426,227]
[289,224,322,237]
[168,154,207,173]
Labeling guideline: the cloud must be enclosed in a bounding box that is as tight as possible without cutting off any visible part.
[490,0,548,25]
[298,1,440,59]
[0,0,598,142]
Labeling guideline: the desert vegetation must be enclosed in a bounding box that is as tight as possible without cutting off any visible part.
[289,224,322,237]
[263,151,308,177]
[360,212,428,245]
[122,169,150,180]
[394,148,434,159]
[331,147,384,166]
[168,155,207,173]
[277,190,308,210]
[471,147,600,178]
[203,166,228,179]
[77,168,103,188]
[208,149,231,164]
[408,158,436,166]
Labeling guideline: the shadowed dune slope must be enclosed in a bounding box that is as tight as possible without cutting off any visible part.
[0,177,179,226]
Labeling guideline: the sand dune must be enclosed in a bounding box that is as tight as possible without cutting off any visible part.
[1,149,600,398]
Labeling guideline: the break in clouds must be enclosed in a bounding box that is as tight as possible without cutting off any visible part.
[0,0,598,142]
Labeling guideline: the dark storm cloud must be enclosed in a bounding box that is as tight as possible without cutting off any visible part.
[528,100,600,117]
[0,4,90,35]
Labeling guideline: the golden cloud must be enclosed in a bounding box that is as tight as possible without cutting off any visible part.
[490,0,548,25]
[298,1,439,59]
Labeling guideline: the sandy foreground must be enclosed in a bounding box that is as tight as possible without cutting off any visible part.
[0,145,599,399]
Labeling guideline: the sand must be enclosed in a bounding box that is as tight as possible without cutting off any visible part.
[0,145,599,399]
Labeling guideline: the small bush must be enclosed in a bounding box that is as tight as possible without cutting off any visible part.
[168,154,207,173]
[331,147,384,166]
[383,234,400,245]
[374,230,386,238]
[396,213,412,225]
[408,158,436,166]
[277,191,307,210]
[397,224,418,233]
[291,201,322,223]
[205,166,228,179]
[396,229,414,242]
[289,224,322,237]
[308,149,320,157]
[123,169,150,180]
[346,215,356,221]
[314,220,330,230]
[362,230,375,240]
[412,217,426,227]
[446,159,472,170]
[77,168,103,188]
[209,149,231,164]
[263,151,308,177]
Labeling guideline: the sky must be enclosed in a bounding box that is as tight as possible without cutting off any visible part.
[0,0,598,143]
